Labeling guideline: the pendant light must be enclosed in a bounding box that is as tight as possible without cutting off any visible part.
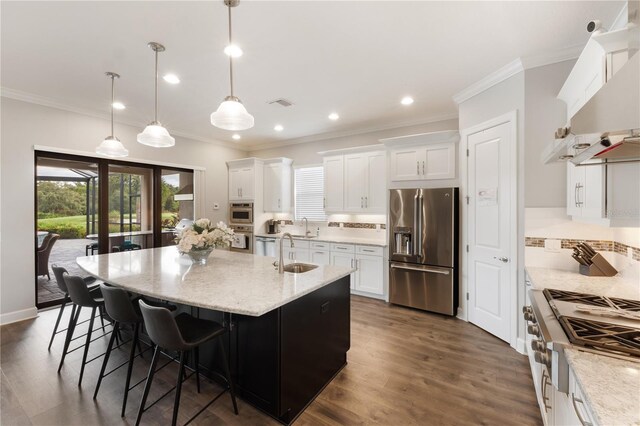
[137,42,176,148]
[96,72,129,158]
[210,0,254,131]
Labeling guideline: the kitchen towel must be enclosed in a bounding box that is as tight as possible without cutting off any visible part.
[231,234,246,249]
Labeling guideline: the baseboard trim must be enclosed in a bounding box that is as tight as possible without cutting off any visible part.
[0,307,38,326]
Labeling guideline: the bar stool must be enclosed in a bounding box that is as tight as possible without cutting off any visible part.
[85,242,99,256]
[48,265,100,351]
[135,300,238,426]
[94,284,176,418]
[59,275,110,386]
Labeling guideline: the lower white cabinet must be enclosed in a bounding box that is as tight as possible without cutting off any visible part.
[310,250,330,265]
[354,254,384,295]
[330,251,356,290]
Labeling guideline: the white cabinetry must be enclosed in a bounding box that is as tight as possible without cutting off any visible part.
[323,148,386,214]
[343,151,387,213]
[381,130,459,184]
[389,143,456,182]
[228,158,262,201]
[263,158,292,212]
[330,245,356,290]
[567,161,640,226]
[355,245,384,295]
[566,161,604,219]
[310,241,331,265]
[323,155,344,212]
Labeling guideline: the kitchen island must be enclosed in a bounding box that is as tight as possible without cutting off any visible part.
[77,247,354,424]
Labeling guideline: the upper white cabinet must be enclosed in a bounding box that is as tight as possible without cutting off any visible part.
[228,158,262,201]
[557,38,606,120]
[566,161,605,219]
[389,143,456,181]
[323,155,344,212]
[381,130,459,184]
[263,158,292,212]
[322,147,386,214]
[567,161,640,226]
[344,151,386,213]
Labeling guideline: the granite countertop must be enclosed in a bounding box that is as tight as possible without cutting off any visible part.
[254,233,387,247]
[564,348,640,426]
[526,266,640,301]
[525,266,640,426]
[77,247,355,317]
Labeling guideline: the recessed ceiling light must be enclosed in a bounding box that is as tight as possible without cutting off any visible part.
[232,134,241,140]
[163,74,180,84]
[328,113,339,121]
[401,96,414,105]
[112,102,126,110]
[224,44,243,58]
[274,124,284,132]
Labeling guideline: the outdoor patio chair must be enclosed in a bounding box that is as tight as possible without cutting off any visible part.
[37,233,60,280]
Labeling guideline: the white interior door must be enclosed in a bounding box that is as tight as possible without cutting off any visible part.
[468,121,514,343]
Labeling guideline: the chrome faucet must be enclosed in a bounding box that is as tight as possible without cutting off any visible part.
[302,217,310,237]
[278,232,295,274]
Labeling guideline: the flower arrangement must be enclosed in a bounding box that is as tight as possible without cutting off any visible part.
[176,219,234,254]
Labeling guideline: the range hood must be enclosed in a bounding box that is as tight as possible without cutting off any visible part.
[544,1,640,165]
[568,50,640,165]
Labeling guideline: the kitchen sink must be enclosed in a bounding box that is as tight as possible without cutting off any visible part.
[283,263,319,273]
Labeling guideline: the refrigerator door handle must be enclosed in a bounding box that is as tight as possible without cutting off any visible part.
[413,192,419,256]
[390,264,450,275]
[416,193,423,257]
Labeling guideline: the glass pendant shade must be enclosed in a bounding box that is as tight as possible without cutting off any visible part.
[137,123,176,147]
[210,97,254,131]
[96,136,129,158]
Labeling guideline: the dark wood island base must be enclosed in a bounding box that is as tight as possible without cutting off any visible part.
[193,276,351,424]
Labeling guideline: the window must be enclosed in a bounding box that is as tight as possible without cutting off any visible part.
[294,166,326,221]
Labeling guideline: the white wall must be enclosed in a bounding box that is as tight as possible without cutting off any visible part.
[249,119,459,165]
[0,97,248,323]
[524,60,574,207]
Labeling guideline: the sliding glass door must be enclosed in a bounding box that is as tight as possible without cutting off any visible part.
[35,156,101,308]
[35,151,195,308]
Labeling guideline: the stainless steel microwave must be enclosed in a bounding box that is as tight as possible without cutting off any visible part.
[229,203,253,224]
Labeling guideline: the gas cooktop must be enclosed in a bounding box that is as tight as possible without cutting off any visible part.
[543,289,640,360]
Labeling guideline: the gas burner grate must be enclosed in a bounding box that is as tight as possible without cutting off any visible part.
[543,289,611,308]
[609,297,640,312]
[560,316,640,358]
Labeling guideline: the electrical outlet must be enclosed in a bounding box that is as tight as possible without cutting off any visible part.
[544,239,561,252]
[339,223,344,229]
[628,247,634,258]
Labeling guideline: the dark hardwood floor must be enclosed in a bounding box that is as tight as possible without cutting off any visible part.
[0,296,542,425]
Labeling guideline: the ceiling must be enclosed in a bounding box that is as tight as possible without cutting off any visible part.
[0,1,625,149]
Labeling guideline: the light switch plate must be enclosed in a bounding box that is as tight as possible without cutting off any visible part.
[544,239,561,252]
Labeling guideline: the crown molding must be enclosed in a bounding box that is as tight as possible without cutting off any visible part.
[244,112,459,152]
[0,87,241,150]
[452,44,584,105]
[452,58,524,105]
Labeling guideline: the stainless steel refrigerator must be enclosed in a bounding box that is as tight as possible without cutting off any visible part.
[388,188,459,315]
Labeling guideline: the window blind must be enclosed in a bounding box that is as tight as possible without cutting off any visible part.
[294,166,326,221]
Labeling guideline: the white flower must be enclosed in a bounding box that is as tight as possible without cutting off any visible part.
[176,219,235,251]
[194,218,211,229]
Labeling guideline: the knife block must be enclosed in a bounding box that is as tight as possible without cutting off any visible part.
[578,253,618,277]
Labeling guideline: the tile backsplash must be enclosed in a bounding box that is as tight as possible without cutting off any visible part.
[525,237,640,262]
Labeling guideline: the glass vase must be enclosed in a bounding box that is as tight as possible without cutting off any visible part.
[186,247,213,265]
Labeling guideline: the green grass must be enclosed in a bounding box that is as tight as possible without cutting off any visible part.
[38,213,178,239]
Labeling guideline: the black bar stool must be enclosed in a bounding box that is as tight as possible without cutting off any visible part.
[48,265,100,351]
[94,284,176,418]
[135,300,238,426]
[59,275,111,386]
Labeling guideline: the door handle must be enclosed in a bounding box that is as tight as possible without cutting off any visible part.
[416,161,419,175]
[390,264,450,275]
[365,196,368,208]
[416,194,423,257]
[494,256,509,263]
[278,198,281,208]
[574,183,579,207]
[422,161,425,175]
[323,197,326,209]
[361,197,363,208]
[576,183,584,206]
